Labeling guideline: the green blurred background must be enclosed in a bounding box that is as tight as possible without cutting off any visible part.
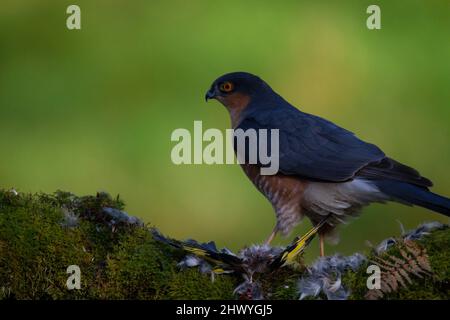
[1,0,449,262]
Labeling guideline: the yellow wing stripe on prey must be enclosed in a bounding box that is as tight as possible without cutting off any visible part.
[280,217,329,266]
[182,246,227,265]
[184,247,209,256]
[212,267,233,274]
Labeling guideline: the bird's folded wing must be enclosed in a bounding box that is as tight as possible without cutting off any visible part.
[237,106,385,182]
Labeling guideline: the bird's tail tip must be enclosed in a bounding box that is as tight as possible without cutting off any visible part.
[375,180,450,216]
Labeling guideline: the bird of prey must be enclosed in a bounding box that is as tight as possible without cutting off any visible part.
[205,72,450,256]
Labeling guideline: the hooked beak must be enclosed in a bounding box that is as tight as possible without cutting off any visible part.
[205,89,216,102]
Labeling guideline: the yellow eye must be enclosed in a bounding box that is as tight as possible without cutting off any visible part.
[219,81,234,93]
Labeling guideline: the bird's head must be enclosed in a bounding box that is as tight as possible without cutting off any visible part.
[205,72,271,111]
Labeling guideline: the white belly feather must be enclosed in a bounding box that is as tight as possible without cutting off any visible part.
[303,178,388,220]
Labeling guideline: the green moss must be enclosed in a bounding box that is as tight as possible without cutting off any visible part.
[0,192,97,299]
[0,189,448,300]
[166,269,237,300]
[0,189,238,299]
[103,227,175,299]
[421,229,450,283]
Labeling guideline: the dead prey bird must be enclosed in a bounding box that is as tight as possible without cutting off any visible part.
[152,214,331,277]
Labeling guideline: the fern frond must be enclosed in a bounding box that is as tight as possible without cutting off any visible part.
[365,240,433,300]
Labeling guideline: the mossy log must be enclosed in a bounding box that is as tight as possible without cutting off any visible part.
[0,190,448,300]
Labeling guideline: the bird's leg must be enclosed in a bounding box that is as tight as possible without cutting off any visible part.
[264,227,278,246]
[319,234,325,257]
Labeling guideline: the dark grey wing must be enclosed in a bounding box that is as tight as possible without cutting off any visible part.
[237,105,385,182]
[357,157,433,188]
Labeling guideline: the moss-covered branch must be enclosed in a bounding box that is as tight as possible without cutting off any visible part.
[0,190,448,300]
